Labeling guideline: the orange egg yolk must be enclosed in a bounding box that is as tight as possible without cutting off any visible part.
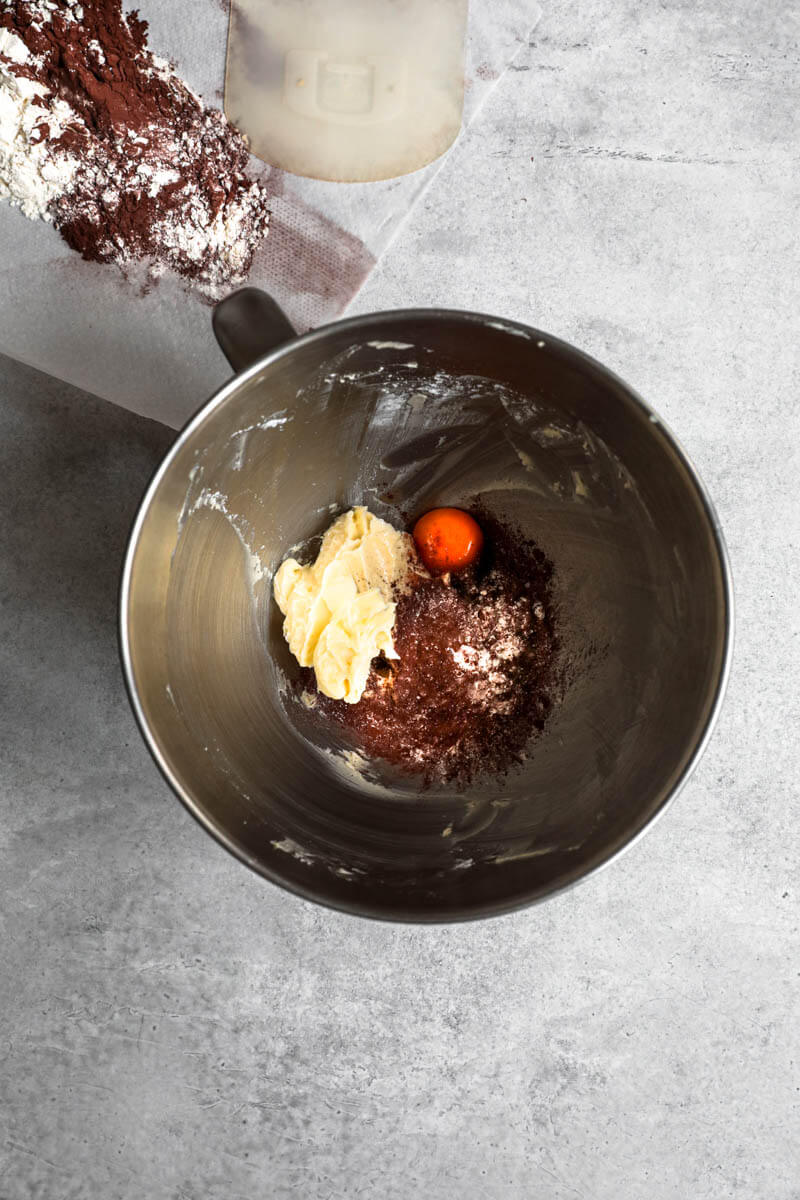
[412,508,484,574]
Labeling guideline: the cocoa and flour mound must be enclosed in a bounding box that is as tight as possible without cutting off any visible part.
[0,0,269,296]
[312,513,559,786]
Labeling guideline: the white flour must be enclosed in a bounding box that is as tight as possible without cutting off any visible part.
[0,27,78,218]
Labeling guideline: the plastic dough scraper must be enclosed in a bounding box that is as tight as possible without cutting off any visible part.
[224,0,468,182]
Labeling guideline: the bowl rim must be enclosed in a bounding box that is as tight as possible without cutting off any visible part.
[119,306,735,924]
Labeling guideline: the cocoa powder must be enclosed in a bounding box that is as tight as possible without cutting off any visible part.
[1,1,270,295]
[312,513,559,786]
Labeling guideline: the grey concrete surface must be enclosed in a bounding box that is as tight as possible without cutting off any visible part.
[1,1,799,1197]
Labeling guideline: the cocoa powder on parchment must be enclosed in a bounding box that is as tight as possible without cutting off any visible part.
[1,0,270,295]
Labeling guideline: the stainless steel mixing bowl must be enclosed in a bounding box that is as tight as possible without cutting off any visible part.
[120,288,733,921]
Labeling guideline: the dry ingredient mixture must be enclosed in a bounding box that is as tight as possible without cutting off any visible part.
[311,512,559,786]
[0,0,270,296]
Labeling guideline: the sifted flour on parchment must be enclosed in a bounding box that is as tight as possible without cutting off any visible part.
[0,0,270,297]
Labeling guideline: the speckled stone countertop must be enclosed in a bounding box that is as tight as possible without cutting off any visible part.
[1,1,798,1196]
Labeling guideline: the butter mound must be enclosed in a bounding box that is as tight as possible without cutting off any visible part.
[273,507,417,703]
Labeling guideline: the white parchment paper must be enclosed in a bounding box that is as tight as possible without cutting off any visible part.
[0,0,538,427]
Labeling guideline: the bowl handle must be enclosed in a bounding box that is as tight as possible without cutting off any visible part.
[212,287,297,372]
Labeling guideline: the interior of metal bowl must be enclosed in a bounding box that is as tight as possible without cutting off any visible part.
[121,310,731,921]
